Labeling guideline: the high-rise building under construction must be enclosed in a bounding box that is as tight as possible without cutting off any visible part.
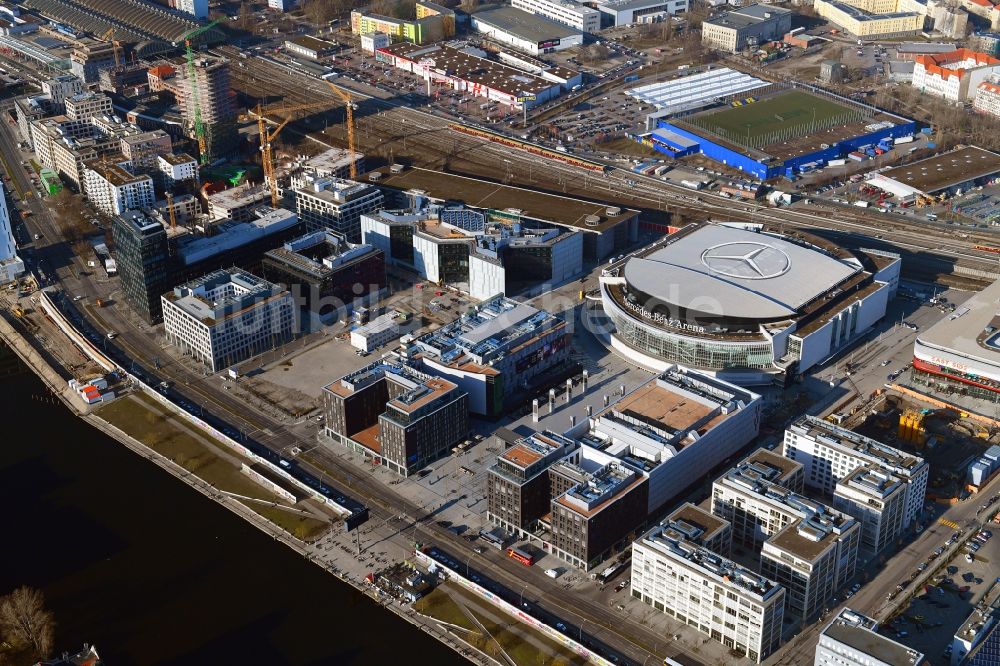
[171,56,238,161]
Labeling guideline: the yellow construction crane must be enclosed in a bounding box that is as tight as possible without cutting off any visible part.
[325,81,357,180]
[165,191,177,231]
[255,100,334,208]
[100,27,122,69]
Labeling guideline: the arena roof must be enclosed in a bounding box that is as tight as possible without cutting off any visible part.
[627,68,768,115]
[623,224,860,320]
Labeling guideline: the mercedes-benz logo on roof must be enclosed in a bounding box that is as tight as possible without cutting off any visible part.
[701,242,791,280]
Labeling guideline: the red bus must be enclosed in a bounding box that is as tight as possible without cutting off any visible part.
[506,546,535,566]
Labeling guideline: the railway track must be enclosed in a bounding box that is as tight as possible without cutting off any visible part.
[217,46,1000,280]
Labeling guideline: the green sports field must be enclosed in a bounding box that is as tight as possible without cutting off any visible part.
[693,90,857,142]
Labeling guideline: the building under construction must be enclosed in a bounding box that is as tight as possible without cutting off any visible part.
[168,56,238,162]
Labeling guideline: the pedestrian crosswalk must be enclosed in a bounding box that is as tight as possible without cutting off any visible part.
[938,518,959,529]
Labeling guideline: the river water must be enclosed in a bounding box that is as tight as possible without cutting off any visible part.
[0,347,466,665]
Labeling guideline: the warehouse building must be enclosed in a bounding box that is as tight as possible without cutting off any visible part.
[284,35,336,60]
[596,0,689,27]
[162,269,296,373]
[376,42,580,109]
[631,524,785,663]
[702,4,792,53]
[401,295,572,417]
[322,361,469,476]
[867,146,1000,202]
[470,6,583,55]
[261,230,387,325]
[784,415,928,529]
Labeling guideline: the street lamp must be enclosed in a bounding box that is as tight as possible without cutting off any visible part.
[519,584,529,608]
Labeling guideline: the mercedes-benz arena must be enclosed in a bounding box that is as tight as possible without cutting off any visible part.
[912,279,1000,398]
[599,222,901,385]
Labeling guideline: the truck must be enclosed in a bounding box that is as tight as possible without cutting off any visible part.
[893,135,914,145]
[827,158,847,167]
[848,152,866,162]
[854,200,870,208]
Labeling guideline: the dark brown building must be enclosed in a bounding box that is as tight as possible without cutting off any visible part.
[322,362,468,476]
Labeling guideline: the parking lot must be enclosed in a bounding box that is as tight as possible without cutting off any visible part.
[886,521,999,663]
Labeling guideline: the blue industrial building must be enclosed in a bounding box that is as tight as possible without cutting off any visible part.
[646,117,917,180]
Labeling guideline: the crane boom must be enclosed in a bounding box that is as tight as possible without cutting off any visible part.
[255,101,332,208]
[325,81,357,180]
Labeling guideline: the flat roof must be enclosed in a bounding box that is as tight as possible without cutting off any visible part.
[915,277,1000,369]
[705,3,790,29]
[880,146,1000,195]
[667,502,729,542]
[744,448,802,482]
[609,379,723,434]
[380,42,559,97]
[789,415,926,474]
[823,611,924,664]
[622,223,859,320]
[287,35,335,52]
[473,5,580,42]
[375,167,638,232]
[766,517,844,561]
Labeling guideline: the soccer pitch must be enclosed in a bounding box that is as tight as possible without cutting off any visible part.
[694,91,857,143]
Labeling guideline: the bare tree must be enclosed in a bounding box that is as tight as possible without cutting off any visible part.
[303,0,339,24]
[459,0,480,11]
[0,587,55,661]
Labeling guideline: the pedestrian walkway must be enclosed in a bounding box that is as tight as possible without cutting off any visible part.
[939,518,960,529]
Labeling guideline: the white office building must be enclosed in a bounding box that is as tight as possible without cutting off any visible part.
[713,457,860,620]
[833,465,907,556]
[0,183,24,284]
[784,415,928,529]
[511,0,601,32]
[816,608,926,665]
[162,270,296,372]
[83,163,155,217]
[631,524,785,663]
[294,176,383,243]
[596,0,690,26]
[350,312,418,353]
[176,0,209,19]
[157,153,199,189]
[41,74,84,112]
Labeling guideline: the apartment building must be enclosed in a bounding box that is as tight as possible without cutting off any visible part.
[974,80,1000,117]
[176,0,209,19]
[702,4,792,53]
[784,415,928,528]
[295,177,384,242]
[814,0,924,38]
[64,91,114,121]
[631,524,785,663]
[401,295,572,418]
[41,74,84,112]
[167,56,238,160]
[815,608,926,665]
[322,362,469,476]
[83,162,155,216]
[487,430,576,536]
[548,459,649,569]
[713,456,860,620]
[157,153,199,189]
[120,130,173,172]
[14,95,54,149]
[350,1,456,44]
[511,0,601,33]
[912,48,1000,101]
[664,502,733,557]
[162,270,295,372]
[833,465,906,556]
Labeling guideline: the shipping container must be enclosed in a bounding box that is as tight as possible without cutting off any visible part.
[827,158,847,167]
[894,135,914,144]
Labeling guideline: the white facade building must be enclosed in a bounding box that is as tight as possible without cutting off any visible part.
[0,183,25,284]
[912,48,1000,102]
[833,464,906,555]
[83,163,155,217]
[162,270,295,372]
[784,415,928,529]
[350,312,417,352]
[974,80,1000,117]
[361,32,391,54]
[511,0,601,32]
[41,74,84,112]
[596,0,690,26]
[816,608,926,665]
[176,0,209,19]
[470,6,584,55]
[631,524,785,663]
[586,367,762,514]
[157,153,199,188]
[294,177,383,242]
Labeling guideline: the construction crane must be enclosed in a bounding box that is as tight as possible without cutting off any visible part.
[165,192,177,231]
[325,81,358,180]
[255,100,334,208]
[179,20,220,164]
[100,27,121,69]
